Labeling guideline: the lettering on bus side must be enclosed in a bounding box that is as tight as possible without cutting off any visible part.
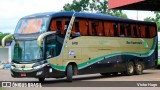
[126,41,142,45]
[72,42,78,45]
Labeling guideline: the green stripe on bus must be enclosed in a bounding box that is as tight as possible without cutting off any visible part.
[78,51,154,69]
[50,48,155,71]
[78,38,156,69]
[49,64,66,71]
[49,37,157,71]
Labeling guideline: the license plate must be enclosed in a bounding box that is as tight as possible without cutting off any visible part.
[21,73,26,77]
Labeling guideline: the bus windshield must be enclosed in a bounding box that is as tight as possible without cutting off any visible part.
[12,40,43,62]
[14,17,49,34]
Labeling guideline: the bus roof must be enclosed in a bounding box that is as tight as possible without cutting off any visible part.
[22,11,156,25]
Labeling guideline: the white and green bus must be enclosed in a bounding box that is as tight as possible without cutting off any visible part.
[2,12,158,82]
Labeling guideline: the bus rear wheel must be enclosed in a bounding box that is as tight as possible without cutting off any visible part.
[135,62,144,75]
[123,62,134,76]
[66,65,73,82]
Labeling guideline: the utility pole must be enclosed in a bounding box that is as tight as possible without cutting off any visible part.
[137,10,138,20]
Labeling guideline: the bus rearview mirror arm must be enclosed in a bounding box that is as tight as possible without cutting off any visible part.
[37,31,56,47]
[2,34,13,47]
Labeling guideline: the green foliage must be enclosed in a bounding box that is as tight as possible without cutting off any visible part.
[107,10,128,18]
[63,0,128,18]
[144,12,160,32]
[0,87,3,90]
[63,0,90,12]
[0,32,12,40]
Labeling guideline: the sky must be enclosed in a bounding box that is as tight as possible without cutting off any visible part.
[0,0,155,34]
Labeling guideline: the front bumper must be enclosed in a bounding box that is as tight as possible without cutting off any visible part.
[11,66,51,78]
[11,65,65,78]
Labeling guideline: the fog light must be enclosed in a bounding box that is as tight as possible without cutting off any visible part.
[49,68,52,73]
[11,66,15,69]
[36,71,43,76]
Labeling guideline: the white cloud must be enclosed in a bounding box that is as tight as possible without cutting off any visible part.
[123,10,155,20]
[0,0,72,33]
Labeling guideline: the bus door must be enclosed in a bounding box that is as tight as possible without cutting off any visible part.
[46,45,56,59]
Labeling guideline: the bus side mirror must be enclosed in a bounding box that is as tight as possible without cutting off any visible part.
[37,31,56,47]
[1,34,13,47]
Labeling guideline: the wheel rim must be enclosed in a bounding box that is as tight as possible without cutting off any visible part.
[137,64,142,72]
[129,65,134,73]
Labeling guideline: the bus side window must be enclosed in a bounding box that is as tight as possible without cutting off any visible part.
[92,21,97,36]
[71,20,80,36]
[88,20,93,35]
[56,20,62,33]
[120,24,125,37]
[56,18,66,35]
[145,26,150,38]
[61,19,66,35]
[137,25,141,38]
[140,25,146,38]
[149,26,156,38]
[104,22,114,37]
[104,22,109,36]
[79,19,88,36]
[118,23,121,37]
[96,21,104,36]
[131,25,135,37]
[113,23,118,37]
[133,25,138,37]
[49,19,57,31]
[126,24,132,37]
[64,20,70,34]
[71,21,76,35]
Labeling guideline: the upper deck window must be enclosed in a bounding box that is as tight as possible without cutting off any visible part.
[15,17,49,34]
[50,18,70,35]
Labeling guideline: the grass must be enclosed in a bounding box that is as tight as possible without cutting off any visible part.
[158,59,160,65]
[0,87,3,90]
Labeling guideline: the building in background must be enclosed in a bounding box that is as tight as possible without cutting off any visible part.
[0,41,12,63]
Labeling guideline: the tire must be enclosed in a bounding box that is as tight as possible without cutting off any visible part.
[124,62,135,76]
[38,78,45,82]
[135,62,144,75]
[66,65,73,82]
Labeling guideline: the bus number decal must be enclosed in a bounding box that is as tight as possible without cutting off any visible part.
[72,42,78,45]
[68,51,75,55]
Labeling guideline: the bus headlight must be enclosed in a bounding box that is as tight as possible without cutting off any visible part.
[11,65,16,69]
[33,65,42,70]
[32,63,47,70]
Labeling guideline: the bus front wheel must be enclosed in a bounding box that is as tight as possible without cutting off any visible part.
[66,65,73,82]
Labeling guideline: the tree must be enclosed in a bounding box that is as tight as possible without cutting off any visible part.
[63,0,128,18]
[0,33,11,41]
[144,12,160,32]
